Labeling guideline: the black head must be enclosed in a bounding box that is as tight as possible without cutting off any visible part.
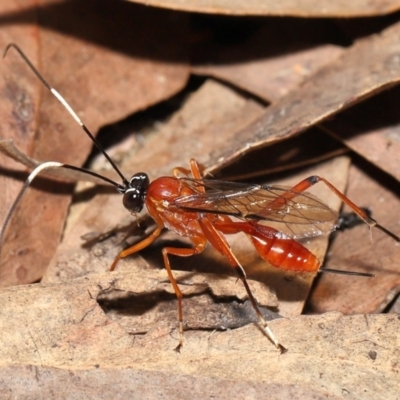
[121,172,150,213]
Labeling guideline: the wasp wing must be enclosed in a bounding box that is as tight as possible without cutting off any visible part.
[174,178,338,239]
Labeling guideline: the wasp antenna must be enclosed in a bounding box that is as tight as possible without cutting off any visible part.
[0,161,123,263]
[4,43,130,187]
[319,268,375,278]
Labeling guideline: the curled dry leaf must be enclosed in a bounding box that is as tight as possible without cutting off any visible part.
[192,17,400,181]
[204,20,400,174]
[321,87,400,182]
[128,0,400,17]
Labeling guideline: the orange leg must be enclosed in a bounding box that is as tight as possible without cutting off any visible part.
[189,158,203,180]
[110,226,163,271]
[186,160,397,241]
[199,216,286,352]
[173,159,204,180]
[186,159,285,350]
[268,176,399,242]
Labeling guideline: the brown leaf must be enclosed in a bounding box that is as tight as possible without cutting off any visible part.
[0,0,189,286]
[128,0,400,17]
[193,20,345,103]
[194,44,344,103]
[205,20,400,172]
[193,18,400,180]
[321,86,400,182]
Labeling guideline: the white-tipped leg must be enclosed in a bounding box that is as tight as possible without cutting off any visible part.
[259,315,287,353]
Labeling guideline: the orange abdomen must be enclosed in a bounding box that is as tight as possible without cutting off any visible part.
[251,233,320,272]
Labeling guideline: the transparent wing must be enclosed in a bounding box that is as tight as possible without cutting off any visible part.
[174,178,338,239]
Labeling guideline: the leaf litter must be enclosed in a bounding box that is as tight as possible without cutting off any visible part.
[0,4,400,398]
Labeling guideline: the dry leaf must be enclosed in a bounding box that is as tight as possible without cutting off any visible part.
[321,87,400,182]
[206,20,400,172]
[307,163,400,314]
[192,20,345,102]
[128,0,400,17]
[0,365,344,400]
[0,273,399,399]
[192,17,400,180]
